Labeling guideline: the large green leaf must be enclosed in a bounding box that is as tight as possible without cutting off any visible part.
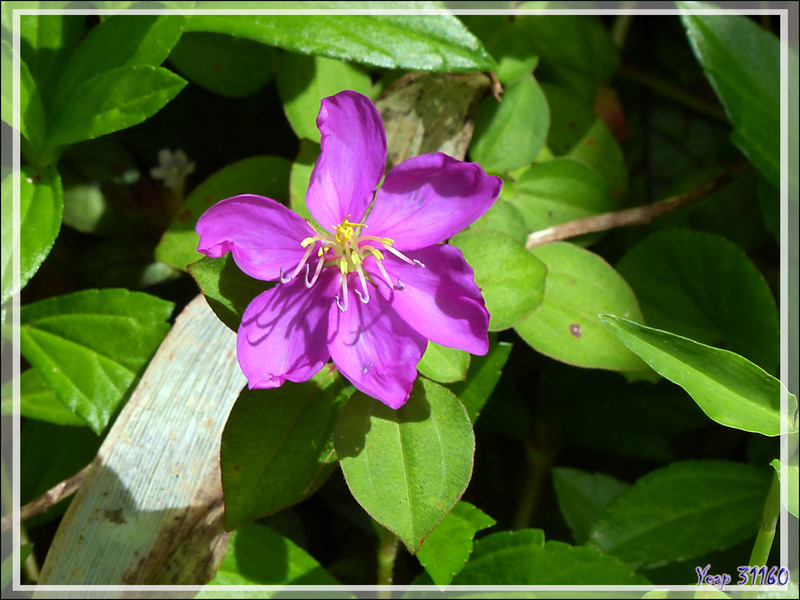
[1,40,46,156]
[451,231,546,331]
[416,501,496,586]
[168,31,280,98]
[334,378,474,554]
[52,14,187,109]
[514,242,646,371]
[199,523,340,594]
[600,315,797,437]
[510,158,615,243]
[221,369,353,530]
[452,529,649,585]
[588,460,772,569]
[187,4,496,72]
[1,166,63,306]
[616,229,779,374]
[18,289,174,434]
[469,75,550,173]
[157,155,292,271]
[460,15,539,84]
[551,468,630,545]
[47,65,187,148]
[679,3,780,189]
[277,52,371,142]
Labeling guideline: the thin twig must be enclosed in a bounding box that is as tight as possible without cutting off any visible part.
[525,160,751,249]
[0,464,90,533]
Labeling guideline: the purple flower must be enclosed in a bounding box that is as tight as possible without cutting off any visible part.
[196,90,502,409]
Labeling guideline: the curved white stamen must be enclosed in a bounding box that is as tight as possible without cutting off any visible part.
[335,295,347,312]
[279,266,292,284]
[394,278,405,291]
[306,256,324,288]
[280,243,316,284]
[385,245,425,268]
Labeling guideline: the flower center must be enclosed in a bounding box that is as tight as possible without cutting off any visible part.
[279,216,424,311]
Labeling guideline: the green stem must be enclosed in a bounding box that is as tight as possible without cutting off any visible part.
[748,471,780,569]
[611,10,635,49]
[375,524,399,596]
[513,427,557,530]
[620,63,729,123]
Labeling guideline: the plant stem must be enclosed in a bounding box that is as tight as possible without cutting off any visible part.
[611,10,635,49]
[513,425,557,530]
[376,524,399,597]
[748,471,781,569]
[525,160,751,249]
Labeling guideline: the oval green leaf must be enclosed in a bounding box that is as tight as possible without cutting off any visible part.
[447,335,512,424]
[600,315,797,437]
[451,231,546,332]
[278,52,371,142]
[469,75,550,174]
[0,368,86,427]
[514,242,646,371]
[616,229,779,374]
[417,341,470,384]
[156,155,292,271]
[588,460,772,569]
[48,65,187,148]
[187,7,496,72]
[221,368,353,530]
[334,378,474,554]
[18,289,174,434]
[452,529,649,585]
[1,166,63,306]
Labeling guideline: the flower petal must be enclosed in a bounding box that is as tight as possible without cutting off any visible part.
[237,270,338,388]
[366,153,502,250]
[305,91,387,230]
[196,194,316,281]
[327,281,427,409]
[369,244,490,356]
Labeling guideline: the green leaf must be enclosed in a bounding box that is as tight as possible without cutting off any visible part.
[514,242,646,371]
[417,341,470,384]
[587,460,772,569]
[616,229,779,374]
[600,315,798,437]
[188,255,271,332]
[447,335,512,424]
[451,231,546,331]
[18,289,174,434]
[568,116,628,198]
[221,369,353,530]
[157,155,292,271]
[510,158,615,243]
[469,75,550,174]
[551,468,630,545]
[460,15,539,84]
[168,31,280,98]
[187,6,496,72]
[199,523,340,593]
[1,368,86,426]
[53,14,187,108]
[1,166,63,306]
[452,529,649,585]
[334,378,474,554]
[277,52,371,143]
[1,40,46,155]
[770,458,798,518]
[468,195,529,244]
[416,501,496,586]
[679,3,780,188]
[541,82,596,155]
[47,65,187,148]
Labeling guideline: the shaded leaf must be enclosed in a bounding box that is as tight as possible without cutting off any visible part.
[417,341,470,384]
[588,460,772,569]
[221,369,353,529]
[447,334,512,424]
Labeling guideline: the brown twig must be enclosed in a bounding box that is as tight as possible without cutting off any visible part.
[1,464,90,533]
[525,160,752,249]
